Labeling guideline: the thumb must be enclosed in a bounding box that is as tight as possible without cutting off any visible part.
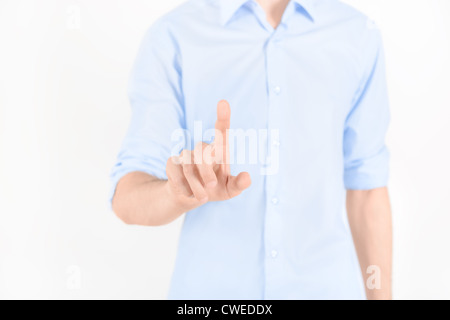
[226,172,252,198]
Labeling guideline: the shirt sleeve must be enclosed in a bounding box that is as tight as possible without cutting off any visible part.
[343,29,390,190]
[110,19,184,203]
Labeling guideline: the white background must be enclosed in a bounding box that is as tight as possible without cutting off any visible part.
[0,0,449,300]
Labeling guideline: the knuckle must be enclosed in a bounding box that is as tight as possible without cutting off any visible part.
[195,142,204,150]
[180,149,193,165]
[182,164,194,174]
[167,156,179,167]
[193,150,204,164]
[180,149,190,158]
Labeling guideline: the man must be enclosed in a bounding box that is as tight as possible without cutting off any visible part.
[111,0,392,300]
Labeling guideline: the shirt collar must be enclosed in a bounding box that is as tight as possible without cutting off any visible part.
[220,0,317,26]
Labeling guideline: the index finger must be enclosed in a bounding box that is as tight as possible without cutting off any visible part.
[215,100,231,137]
[214,100,231,167]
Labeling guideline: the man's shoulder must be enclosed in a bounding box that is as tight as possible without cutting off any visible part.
[315,1,384,76]
[320,0,371,22]
[318,1,383,49]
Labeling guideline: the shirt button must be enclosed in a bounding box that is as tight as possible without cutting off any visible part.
[271,197,279,205]
[271,250,278,258]
[273,86,281,95]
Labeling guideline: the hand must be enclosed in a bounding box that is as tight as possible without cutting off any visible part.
[166,100,252,206]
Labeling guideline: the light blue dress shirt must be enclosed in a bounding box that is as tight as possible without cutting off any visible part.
[111,0,390,300]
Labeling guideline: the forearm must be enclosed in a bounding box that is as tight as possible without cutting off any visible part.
[346,187,393,300]
[112,172,198,226]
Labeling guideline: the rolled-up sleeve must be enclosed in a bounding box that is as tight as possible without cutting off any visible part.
[343,29,390,190]
[110,19,184,203]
